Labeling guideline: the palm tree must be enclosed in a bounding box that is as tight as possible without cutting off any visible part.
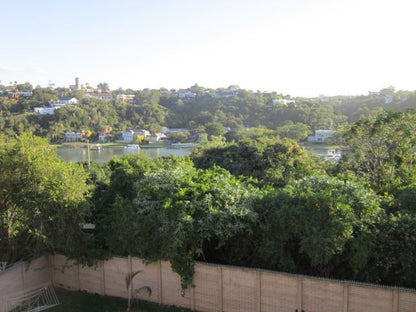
[125,270,151,312]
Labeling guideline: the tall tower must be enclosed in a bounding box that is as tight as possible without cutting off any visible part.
[75,77,80,90]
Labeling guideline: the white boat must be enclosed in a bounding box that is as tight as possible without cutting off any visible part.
[325,149,342,161]
[90,144,102,151]
[125,144,141,150]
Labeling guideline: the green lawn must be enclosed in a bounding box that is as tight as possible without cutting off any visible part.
[49,288,192,312]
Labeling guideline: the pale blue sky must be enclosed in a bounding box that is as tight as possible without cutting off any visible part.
[1,0,415,96]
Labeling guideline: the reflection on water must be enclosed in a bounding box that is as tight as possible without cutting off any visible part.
[56,146,194,164]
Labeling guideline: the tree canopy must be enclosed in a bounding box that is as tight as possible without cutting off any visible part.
[0,133,90,262]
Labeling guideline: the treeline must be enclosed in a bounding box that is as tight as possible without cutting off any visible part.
[1,110,415,289]
[1,83,416,142]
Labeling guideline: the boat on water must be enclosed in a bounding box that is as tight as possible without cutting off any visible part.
[90,144,102,151]
[125,144,141,150]
[325,149,342,161]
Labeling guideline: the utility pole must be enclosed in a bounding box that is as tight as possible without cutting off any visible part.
[86,139,91,169]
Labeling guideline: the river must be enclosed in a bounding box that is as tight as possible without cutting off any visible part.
[56,145,194,163]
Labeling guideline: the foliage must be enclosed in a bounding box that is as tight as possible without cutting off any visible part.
[275,121,310,141]
[2,85,416,142]
[126,270,152,312]
[365,212,416,288]
[0,133,90,262]
[192,137,324,187]
[127,163,259,288]
[256,176,383,278]
[339,110,416,195]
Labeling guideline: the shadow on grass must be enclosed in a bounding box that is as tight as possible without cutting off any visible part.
[49,288,193,312]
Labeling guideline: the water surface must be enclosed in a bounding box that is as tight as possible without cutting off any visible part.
[57,146,194,164]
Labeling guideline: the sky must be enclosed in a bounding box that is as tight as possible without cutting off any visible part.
[1,0,415,97]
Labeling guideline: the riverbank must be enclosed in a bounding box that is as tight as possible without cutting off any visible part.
[55,141,197,149]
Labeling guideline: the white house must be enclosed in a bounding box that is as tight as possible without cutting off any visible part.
[116,94,135,103]
[121,130,150,143]
[10,91,33,97]
[49,97,78,109]
[34,107,56,115]
[98,132,108,142]
[122,130,135,143]
[148,133,167,143]
[175,90,196,98]
[271,99,296,106]
[308,130,335,143]
[162,127,189,134]
[86,93,112,100]
[136,129,150,137]
[65,132,83,142]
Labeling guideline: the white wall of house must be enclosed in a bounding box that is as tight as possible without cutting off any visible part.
[308,130,335,142]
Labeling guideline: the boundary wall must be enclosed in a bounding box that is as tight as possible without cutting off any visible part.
[50,255,416,312]
[0,256,52,312]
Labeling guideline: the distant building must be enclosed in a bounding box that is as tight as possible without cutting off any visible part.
[121,129,150,143]
[34,107,56,115]
[65,132,83,142]
[9,91,33,97]
[211,92,238,99]
[162,127,189,134]
[98,132,107,142]
[308,130,335,143]
[175,90,196,98]
[271,99,296,106]
[50,97,78,108]
[69,77,81,90]
[34,97,77,115]
[86,93,113,100]
[148,133,167,143]
[116,94,135,103]
[384,95,394,104]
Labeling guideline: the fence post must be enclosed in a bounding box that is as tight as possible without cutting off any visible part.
[102,260,106,296]
[297,277,303,312]
[343,283,349,312]
[128,256,132,299]
[392,288,399,312]
[257,271,261,312]
[158,260,163,305]
[48,255,54,286]
[190,284,195,311]
[217,267,223,312]
[21,262,26,290]
[77,261,81,291]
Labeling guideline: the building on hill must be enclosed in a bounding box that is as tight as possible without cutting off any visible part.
[34,107,56,115]
[34,97,77,115]
[116,94,135,103]
[50,97,78,108]
[86,93,113,100]
[271,98,296,106]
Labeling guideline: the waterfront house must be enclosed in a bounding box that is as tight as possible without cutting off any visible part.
[65,131,83,142]
[307,130,335,143]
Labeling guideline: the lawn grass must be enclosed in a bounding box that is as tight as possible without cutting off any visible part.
[49,288,192,312]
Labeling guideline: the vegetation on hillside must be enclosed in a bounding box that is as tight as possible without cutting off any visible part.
[1,83,415,143]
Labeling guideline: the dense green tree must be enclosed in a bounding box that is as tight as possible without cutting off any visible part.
[363,212,416,288]
[192,138,324,187]
[0,133,90,262]
[257,176,383,278]
[204,122,226,139]
[339,110,416,194]
[103,161,259,288]
[275,121,310,141]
